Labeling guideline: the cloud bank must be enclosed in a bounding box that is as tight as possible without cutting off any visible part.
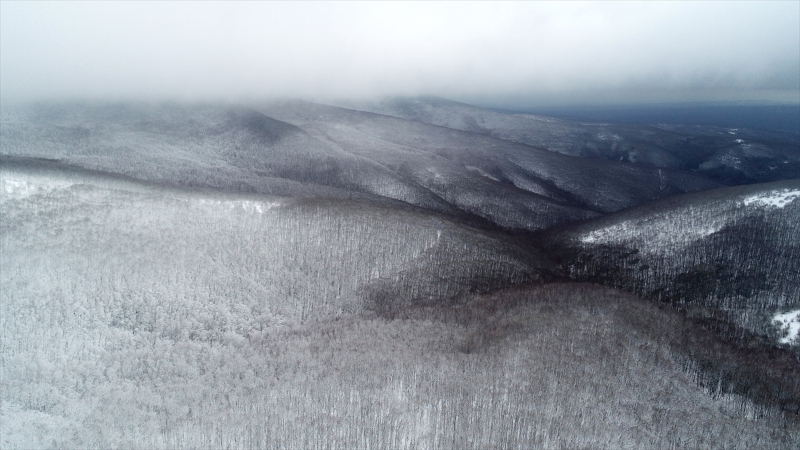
[1,1,798,106]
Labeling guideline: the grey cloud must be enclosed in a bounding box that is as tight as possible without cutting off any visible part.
[1,2,798,106]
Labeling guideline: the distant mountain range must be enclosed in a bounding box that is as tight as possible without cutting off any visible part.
[342,96,800,185]
[516,103,800,135]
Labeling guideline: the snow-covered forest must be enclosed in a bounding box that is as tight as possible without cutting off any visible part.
[549,180,800,348]
[1,98,799,449]
[4,268,799,448]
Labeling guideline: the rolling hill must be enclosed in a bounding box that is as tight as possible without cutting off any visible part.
[1,157,549,326]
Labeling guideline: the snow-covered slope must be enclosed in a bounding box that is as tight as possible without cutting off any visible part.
[548,179,800,348]
[1,159,548,329]
[3,274,798,449]
[0,160,565,446]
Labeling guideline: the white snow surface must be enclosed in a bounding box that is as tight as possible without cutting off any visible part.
[579,218,722,249]
[195,198,281,214]
[2,172,283,215]
[1,174,75,200]
[578,187,800,249]
[773,310,800,345]
[465,165,500,181]
[579,220,634,244]
[742,189,800,209]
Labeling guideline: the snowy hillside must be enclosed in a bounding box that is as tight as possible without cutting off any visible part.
[548,180,800,348]
[3,269,798,449]
[1,158,547,327]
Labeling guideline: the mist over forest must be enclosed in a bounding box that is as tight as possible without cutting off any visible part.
[2,2,800,449]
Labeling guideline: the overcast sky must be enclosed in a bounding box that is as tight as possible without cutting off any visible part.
[2,1,798,107]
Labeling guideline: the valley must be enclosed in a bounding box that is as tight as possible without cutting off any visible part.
[1,98,799,448]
